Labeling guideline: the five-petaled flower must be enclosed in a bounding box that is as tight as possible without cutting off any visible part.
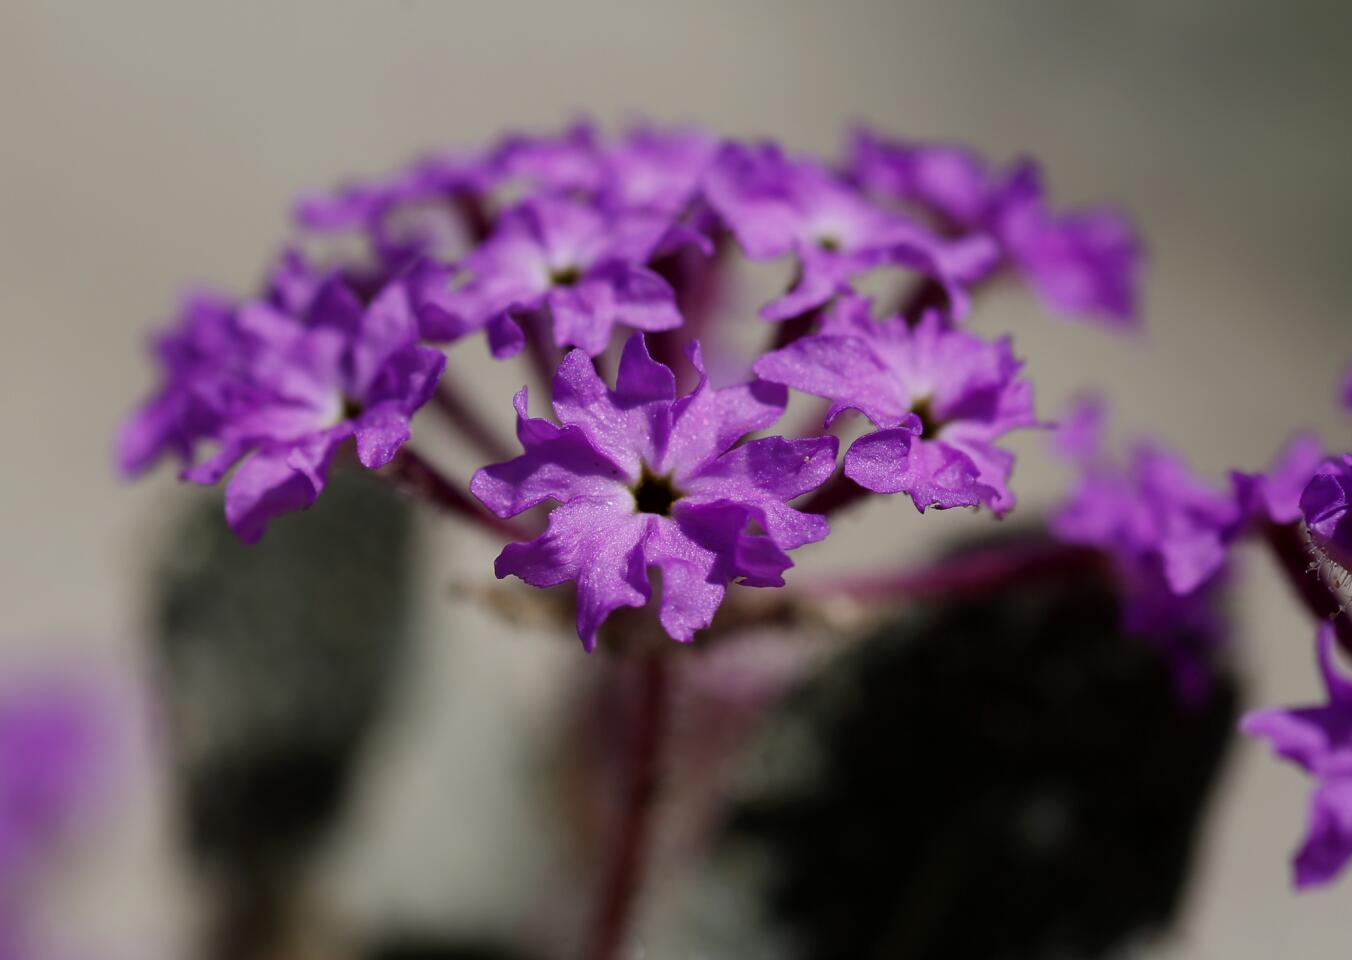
[471,334,838,649]
[755,297,1038,514]
[419,195,691,357]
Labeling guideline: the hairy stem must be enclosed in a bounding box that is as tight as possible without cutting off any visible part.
[1265,521,1352,654]
[583,655,670,960]
[384,447,530,542]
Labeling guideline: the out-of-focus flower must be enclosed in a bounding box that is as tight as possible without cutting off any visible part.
[121,274,444,542]
[1231,433,1326,528]
[755,297,1038,514]
[850,128,1142,328]
[0,679,101,878]
[1242,625,1352,888]
[472,334,837,648]
[706,142,995,322]
[1055,444,1237,597]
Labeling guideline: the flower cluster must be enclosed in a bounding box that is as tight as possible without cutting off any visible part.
[124,121,1137,624]
[119,119,1352,892]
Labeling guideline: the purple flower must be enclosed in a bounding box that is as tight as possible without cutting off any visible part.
[849,128,994,231]
[488,120,607,196]
[295,149,493,270]
[705,142,995,322]
[0,678,101,879]
[601,125,718,217]
[1242,625,1352,888]
[117,289,253,477]
[1231,433,1326,528]
[753,297,1037,514]
[850,128,1141,328]
[419,195,688,356]
[1054,444,1238,596]
[125,275,444,542]
[993,162,1140,327]
[1302,454,1352,564]
[471,334,837,648]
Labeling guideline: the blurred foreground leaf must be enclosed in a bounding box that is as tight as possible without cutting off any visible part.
[723,537,1238,960]
[150,466,420,957]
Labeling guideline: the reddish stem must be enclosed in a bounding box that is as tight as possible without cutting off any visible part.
[583,655,670,960]
[429,378,514,464]
[1264,521,1352,654]
[523,311,561,393]
[384,446,531,542]
[806,540,1108,604]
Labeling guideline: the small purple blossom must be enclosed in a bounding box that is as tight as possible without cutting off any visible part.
[0,677,101,879]
[471,334,837,648]
[600,125,718,217]
[419,195,688,356]
[1054,444,1238,596]
[754,297,1038,514]
[295,149,493,271]
[117,289,252,477]
[1301,454,1352,564]
[1231,433,1326,528]
[850,128,1142,328]
[705,142,995,322]
[1242,625,1352,888]
[121,275,444,542]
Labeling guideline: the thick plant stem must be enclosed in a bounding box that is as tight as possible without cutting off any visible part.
[583,655,670,960]
[1265,521,1352,654]
[430,378,515,464]
[385,447,530,542]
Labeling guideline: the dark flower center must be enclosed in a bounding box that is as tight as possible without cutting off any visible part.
[341,396,364,421]
[912,396,944,439]
[815,233,842,253]
[549,264,583,287]
[633,468,682,516]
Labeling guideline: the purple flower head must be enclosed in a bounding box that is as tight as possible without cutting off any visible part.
[1302,454,1352,565]
[488,121,607,197]
[1242,625,1352,888]
[471,334,838,649]
[295,149,493,271]
[706,142,995,322]
[849,128,1142,329]
[993,162,1140,328]
[117,289,253,477]
[0,677,102,880]
[1231,433,1326,528]
[420,195,688,356]
[601,125,719,217]
[848,127,994,231]
[754,297,1038,514]
[1054,444,1238,596]
[131,275,444,542]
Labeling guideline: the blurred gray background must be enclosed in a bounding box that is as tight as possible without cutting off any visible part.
[2,1,1350,956]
